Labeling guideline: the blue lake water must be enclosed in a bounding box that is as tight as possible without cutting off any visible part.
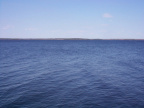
[0,40,144,108]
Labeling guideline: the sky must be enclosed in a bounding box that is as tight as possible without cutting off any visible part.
[0,0,144,39]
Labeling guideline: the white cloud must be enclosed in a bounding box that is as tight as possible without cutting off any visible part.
[101,24,108,26]
[103,13,113,18]
[25,28,37,31]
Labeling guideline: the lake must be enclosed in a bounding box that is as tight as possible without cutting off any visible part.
[0,40,144,108]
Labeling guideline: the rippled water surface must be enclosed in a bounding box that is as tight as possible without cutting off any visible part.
[0,40,144,108]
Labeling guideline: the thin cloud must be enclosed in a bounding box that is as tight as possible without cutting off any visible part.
[103,13,113,18]
[1,25,14,30]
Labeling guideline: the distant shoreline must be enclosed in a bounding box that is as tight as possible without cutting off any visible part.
[0,38,144,40]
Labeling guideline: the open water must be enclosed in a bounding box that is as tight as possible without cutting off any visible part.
[0,40,144,108]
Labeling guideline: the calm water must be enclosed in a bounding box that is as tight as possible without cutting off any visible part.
[0,40,144,108]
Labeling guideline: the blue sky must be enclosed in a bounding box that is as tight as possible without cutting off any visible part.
[0,0,144,39]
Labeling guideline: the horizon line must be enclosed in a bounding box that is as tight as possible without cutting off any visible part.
[0,38,144,40]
